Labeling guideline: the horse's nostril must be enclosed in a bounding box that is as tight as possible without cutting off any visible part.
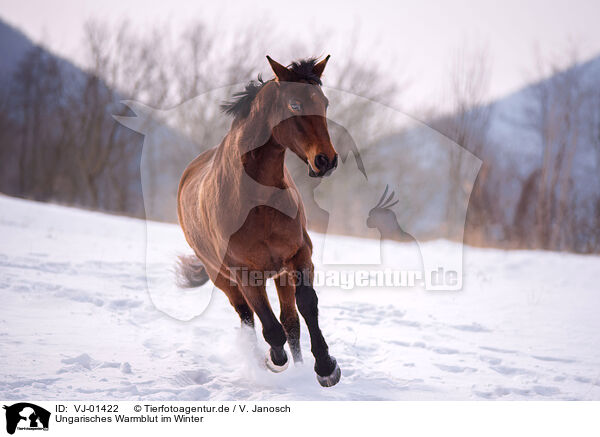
[314,154,329,172]
[332,154,338,169]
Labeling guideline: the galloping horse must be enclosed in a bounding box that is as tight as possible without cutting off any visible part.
[176,56,341,387]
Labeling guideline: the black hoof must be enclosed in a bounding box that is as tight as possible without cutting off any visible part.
[265,350,289,373]
[316,357,341,387]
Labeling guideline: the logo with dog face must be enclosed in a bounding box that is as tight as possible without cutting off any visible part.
[3,403,50,434]
[115,82,481,320]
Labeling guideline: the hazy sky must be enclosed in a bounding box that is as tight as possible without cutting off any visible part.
[1,0,599,110]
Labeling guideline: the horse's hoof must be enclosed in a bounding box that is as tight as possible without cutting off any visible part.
[265,350,289,373]
[316,358,341,387]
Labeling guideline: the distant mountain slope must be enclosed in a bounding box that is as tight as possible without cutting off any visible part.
[487,55,600,176]
[0,19,87,89]
[0,19,34,84]
[482,55,600,250]
[370,54,600,252]
[0,18,146,218]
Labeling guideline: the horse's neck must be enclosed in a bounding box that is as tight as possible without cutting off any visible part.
[223,114,288,189]
[209,116,293,214]
[241,139,287,188]
[208,120,298,241]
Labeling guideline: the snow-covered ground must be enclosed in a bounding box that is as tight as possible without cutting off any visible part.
[1,194,599,400]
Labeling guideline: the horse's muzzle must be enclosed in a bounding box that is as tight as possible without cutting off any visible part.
[309,153,338,178]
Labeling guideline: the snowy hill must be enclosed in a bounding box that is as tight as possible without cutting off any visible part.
[0,20,34,85]
[370,55,600,250]
[0,19,145,218]
[1,194,599,400]
[485,55,600,193]
[0,19,88,93]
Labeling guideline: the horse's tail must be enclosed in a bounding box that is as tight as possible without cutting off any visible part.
[176,255,210,288]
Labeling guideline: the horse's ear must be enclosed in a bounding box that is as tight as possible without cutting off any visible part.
[267,56,293,82]
[313,55,330,78]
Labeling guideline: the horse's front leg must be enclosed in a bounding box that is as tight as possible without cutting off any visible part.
[275,273,303,363]
[292,250,341,387]
[240,284,289,372]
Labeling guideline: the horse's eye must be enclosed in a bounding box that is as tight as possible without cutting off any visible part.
[289,100,302,112]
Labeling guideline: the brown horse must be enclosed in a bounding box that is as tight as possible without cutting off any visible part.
[176,56,341,387]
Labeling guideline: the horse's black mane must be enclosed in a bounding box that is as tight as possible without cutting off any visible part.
[220,57,323,118]
[220,75,266,118]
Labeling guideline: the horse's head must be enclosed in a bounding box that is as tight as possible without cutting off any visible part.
[265,56,338,178]
[367,185,400,230]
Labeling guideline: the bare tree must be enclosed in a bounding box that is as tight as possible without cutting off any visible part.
[12,47,66,199]
[429,45,495,242]
[518,45,588,250]
[1,18,404,227]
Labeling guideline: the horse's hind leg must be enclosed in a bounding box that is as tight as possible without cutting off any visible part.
[240,284,289,372]
[275,273,303,363]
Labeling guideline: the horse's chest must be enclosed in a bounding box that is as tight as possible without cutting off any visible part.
[229,205,304,270]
